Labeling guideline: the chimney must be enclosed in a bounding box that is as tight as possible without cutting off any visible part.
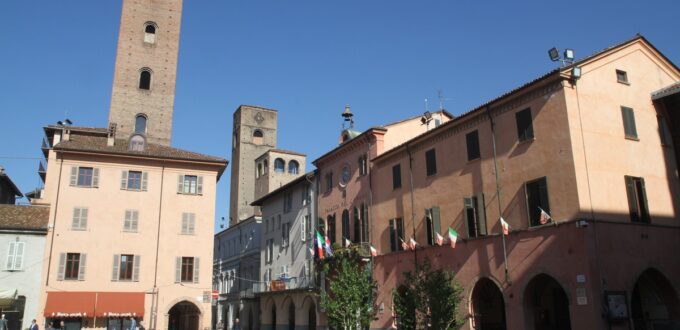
[107,123,117,147]
[63,128,70,142]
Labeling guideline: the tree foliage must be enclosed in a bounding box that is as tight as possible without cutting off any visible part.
[320,249,378,330]
[392,259,464,329]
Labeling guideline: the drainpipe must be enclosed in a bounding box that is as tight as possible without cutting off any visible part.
[405,144,418,273]
[45,152,64,286]
[486,106,511,285]
[151,164,166,330]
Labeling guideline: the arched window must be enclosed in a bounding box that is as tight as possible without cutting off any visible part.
[135,114,147,134]
[144,22,157,44]
[139,70,151,90]
[253,129,264,145]
[274,158,285,173]
[288,160,299,174]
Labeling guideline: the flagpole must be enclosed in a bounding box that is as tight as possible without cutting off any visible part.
[406,144,418,273]
[487,106,511,285]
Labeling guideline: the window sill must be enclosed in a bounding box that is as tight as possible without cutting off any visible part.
[73,185,98,189]
[123,230,139,233]
[122,188,146,192]
[71,228,88,231]
[180,233,196,236]
[177,192,203,196]
[426,173,437,178]
[518,137,535,145]
[467,157,481,164]
[617,81,631,86]
[625,136,640,141]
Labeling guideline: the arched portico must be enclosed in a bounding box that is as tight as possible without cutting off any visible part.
[523,274,571,330]
[631,268,680,329]
[167,300,201,330]
[471,277,506,330]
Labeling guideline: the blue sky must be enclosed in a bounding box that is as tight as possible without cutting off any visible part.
[1,1,678,231]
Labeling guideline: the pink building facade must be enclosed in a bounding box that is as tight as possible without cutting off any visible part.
[317,36,680,330]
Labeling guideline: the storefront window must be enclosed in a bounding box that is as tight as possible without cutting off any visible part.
[107,318,131,330]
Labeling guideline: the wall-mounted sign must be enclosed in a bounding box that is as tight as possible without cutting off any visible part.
[271,280,286,291]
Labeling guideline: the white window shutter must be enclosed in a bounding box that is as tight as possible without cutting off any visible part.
[92,168,100,187]
[193,257,200,283]
[81,208,88,229]
[121,171,128,190]
[57,253,66,281]
[197,176,204,195]
[141,172,148,191]
[181,213,188,234]
[70,167,78,186]
[124,210,131,231]
[13,242,24,270]
[301,216,306,241]
[112,254,120,281]
[132,211,139,232]
[78,253,87,281]
[72,208,80,229]
[175,257,181,283]
[133,255,140,282]
[177,175,184,193]
[5,242,16,270]
[188,214,195,234]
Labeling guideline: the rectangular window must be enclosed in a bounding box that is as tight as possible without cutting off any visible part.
[466,130,481,161]
[276,215,281,230]
[70,166,99,188]
[621,106,638,140]
[119,254,134,281]
[658,115,672,146]
[525,177,551,227]
[283,191,293,213]
[425,149,437,176]
[301,215,310,241]
[177,175,203,195]
[425,207,441,246]
[392,164,402,189]
[268,239,274,263]
[5,242,25,271]
[181,213,196,235]
[616,70,629,84]
[282,223,289,247]
[181,257,194,282]
[124,210,139,232]
[325,172,333,192]
[72,207,88,231]
[65,253,81,280]
[302,184,311,205]
[625,176,650,223]
[121,170,147,191]
[515,108,534,142]
[464,194,487,238]
[358,154,368,176]
[389,218,404,252]
[327,215,336,245]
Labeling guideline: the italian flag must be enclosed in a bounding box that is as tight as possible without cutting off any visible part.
[409,237,417,250]
[448,227,459,248]
[370,245,378,257]
[500,217,510,236]
[315,230,325,259]
[435,232,444,246]
[344,237,352,248]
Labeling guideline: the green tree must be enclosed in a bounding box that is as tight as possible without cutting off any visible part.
[320,249,378,330]
[393,259,464,329]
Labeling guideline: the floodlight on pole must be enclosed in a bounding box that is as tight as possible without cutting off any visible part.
[548,47,560,62]
[571,66,582,80]
[563,48,575,62]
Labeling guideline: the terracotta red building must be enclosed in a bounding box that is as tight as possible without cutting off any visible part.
[317,36,680,330]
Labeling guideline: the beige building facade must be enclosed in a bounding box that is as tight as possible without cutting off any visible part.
[33,1,227,330]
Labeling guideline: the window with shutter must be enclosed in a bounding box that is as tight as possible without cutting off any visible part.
[72,208,88,231]
[392,164,402,189]
[78,253,87,281]
[181,213,196,235]
[175,257,182,283]
[525,177,551,227]
[178,175,202,195]
[621,107,638,140]
[126,171,143,190]
[119,255,134,281]
[65,253,81,280]
[124,210,139,232]
[5,242,16,270]
[112,254,120,281]
[57,253,66,281]
[181,257,194,282]
[193,257,200,283]
[658,115,672,146]
[625,176,650,223]
[133,255,141,282]
[301,215,307,241]
[73,167,98,187]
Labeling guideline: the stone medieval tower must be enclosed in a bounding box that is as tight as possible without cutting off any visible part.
[229,105,277,225]
[108,0,183,146]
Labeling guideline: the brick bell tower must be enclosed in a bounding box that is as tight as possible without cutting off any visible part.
[108,0,183,146]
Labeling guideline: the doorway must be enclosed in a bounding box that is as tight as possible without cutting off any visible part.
[631,268,680,329]
[471,278,506,330]
[168,301,200,330]
[523,274,571,330]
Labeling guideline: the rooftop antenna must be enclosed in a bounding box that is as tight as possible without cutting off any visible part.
[437,89,450,111]
[341,104,354,129]
[220,217,225,229]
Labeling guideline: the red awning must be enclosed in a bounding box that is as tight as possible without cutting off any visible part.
[95,292,145,317]
[44,292,96,318]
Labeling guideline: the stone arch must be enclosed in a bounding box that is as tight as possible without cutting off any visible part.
[275,158,285,173]
[165,298,203,330]
[631,267,680,329]
[470,277,506,330]
[138,67,152,90]
[301,295,318,329]
[522,273,571,330]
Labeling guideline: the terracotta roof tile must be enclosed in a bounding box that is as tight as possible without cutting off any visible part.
[0,205,50,231]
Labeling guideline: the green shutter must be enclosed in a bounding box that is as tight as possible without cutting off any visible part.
[622,107,638,139]
[625,176,638,221]
[476,194,487,235]
[639,177,650,222]
[432,207,441,236]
